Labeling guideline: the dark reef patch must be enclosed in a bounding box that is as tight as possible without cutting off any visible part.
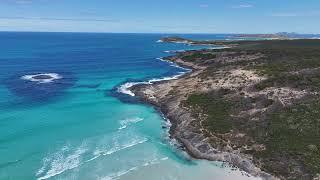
[32,74,53,80]
[3,71,76,104]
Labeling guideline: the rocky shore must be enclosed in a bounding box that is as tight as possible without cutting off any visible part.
[131,51,278,180]
[131,38,320,180]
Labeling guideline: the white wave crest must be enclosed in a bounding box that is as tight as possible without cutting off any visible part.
[117,81,149,96]
[117,74,185,97]
[100,167,138,180]
[37,145,87,180]
[100,157,168,180]
[89,138,148,163]
[21,73,62,84]
[117,58,191,97]
[156,57,174,64]
[170,64,191,71]
[142,157,169,167]
[208,46,230,50]
[102,138,148,156]
[157,57,191,72]
[164,50,186,53]
[118,117,144,130]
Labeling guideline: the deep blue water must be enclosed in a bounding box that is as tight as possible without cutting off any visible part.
[0,32,257,180]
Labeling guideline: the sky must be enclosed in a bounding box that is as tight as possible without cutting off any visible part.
[0,0,319,34]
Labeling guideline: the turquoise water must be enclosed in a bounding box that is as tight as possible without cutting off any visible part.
[0,32,258,180]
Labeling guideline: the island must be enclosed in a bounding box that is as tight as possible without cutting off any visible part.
[131,38,320,179]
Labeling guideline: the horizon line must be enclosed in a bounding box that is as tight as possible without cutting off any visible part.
[0,30,319,35]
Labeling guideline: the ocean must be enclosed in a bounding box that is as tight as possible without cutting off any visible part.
[0,32,258,180]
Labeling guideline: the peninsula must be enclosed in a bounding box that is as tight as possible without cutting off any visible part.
[132,38,320,179]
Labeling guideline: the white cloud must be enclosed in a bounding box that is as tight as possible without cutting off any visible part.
[15,0,33,4]
[2,0,33,4]
[199,4,209,8]
[270,11,320,17]
[271,13,298,17]
[232,4,254,9]
[0,16,117,22]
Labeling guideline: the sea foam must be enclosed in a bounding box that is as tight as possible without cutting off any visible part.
[118,117,144,130]
[37,145,87,180]
[99,157,169,180]
[98,137,148,156]
[100,167,138,180]
[86,137,148,164]
[117,58,191,97]
[21,73,62,84]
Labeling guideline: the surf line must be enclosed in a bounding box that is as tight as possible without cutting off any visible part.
[117,57,191,97]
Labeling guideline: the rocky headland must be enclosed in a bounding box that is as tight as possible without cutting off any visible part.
[131,38,320,180]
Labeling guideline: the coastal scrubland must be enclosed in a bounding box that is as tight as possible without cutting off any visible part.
[133,38,320,179]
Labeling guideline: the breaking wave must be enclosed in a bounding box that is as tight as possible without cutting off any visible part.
[93,138,148,157]
[100,167,138,180]
[118,117,144,130]
[36,135,148,180]
[117,58,191,97]
[36,145,87,180]
[99,157,169,180]
[21,73,62,84]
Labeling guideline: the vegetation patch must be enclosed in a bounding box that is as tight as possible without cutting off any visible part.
[181,52,216,62]
[256,100,320,174]
[164,38,320,179]
[255,71,320,91]
[186,93,232,134]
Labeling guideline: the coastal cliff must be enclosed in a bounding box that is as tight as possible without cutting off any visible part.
[131,38,320,180]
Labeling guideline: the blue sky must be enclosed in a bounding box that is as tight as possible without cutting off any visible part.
[0,0,319,33]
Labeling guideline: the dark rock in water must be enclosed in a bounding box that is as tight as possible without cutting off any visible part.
[3,71,76,103]
[32,75,53,80]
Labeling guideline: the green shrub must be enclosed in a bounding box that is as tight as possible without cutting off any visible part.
[186,93,232,133]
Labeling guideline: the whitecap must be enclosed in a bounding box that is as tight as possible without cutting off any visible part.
[117,81,149,97]
[117,57,191,97]
[102,138,148,156]
[156,57,174,64]
[36,145,87,180]
[148,74,182,83]
[117,74,183,97]
[100,157,168,180]
[170,64,191,71]
[158,57,191,71]
[89,138,148,163]
[21,73,62,84]
[142,157,166,167]
[160,157,169,161]
[163,50,186,53]
[208,46,230,50]
[100,167,138,180]
[118,117,144,130]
